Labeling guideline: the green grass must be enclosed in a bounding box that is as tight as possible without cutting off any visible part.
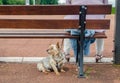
[113,64,120,68]
[112,7,116,14]
[84,67,93,77]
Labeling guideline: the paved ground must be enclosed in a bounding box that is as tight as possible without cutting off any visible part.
[0,15,120,83]
[0,62,120,83]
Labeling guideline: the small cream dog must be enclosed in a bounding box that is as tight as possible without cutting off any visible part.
[37,42,65,75]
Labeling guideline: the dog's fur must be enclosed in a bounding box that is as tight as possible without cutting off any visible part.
[37,42,65,75]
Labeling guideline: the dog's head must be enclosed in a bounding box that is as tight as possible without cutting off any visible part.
[46,42,61,56]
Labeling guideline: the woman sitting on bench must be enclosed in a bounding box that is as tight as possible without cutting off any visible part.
[63,0,108,63]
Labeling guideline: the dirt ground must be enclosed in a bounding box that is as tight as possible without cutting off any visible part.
[0,62,120,83]
[0,15,120,83]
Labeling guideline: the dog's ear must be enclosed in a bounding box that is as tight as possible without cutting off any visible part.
[56,42,60,49]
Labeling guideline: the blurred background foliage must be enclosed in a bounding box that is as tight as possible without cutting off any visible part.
[0,0,58,5]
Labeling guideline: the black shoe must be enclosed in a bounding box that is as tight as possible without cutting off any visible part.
[65,54,70,62]
[95,54,103,63]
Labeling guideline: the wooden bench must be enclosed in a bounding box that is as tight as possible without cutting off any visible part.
[0,5,111,77]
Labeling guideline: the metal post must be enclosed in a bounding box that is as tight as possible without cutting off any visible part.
[25,0,30,5]
[77,5,87,78]
[114,0,120,64]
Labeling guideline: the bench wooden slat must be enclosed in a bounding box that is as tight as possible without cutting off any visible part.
[0,5,111,15]
[93,32,107,38]
[0,32,107,38]
[0,19,110,29]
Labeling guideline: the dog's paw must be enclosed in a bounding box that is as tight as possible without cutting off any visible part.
[43,71,49,74]
[61,69,66,72]
[56,72,60,75]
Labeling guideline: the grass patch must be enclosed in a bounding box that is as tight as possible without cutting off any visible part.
[112,7,116,14]
[113,64,120,68]
[84,67,93,76]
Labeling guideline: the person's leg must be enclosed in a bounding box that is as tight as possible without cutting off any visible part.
[95,38,104,62]
[95,38,104,55]
[63,38,72,62]
[70,39,78,59]
[63,38,71,55]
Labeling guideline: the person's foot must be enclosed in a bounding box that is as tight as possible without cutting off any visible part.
[65,54,70,62]
[95,54,103,63]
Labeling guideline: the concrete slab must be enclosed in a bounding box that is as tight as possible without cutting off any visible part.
[0,57,23,63]
[0,57,113,63]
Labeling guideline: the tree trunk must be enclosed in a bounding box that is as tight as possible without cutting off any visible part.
[114,0,120,64]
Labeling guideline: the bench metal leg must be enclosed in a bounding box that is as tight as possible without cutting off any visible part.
[77,39,85,78]
[77,5,87,78]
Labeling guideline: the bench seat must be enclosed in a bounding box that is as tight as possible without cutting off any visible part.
[0,31,107,38]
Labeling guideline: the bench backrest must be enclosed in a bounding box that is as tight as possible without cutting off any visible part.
[0,5,111,29]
